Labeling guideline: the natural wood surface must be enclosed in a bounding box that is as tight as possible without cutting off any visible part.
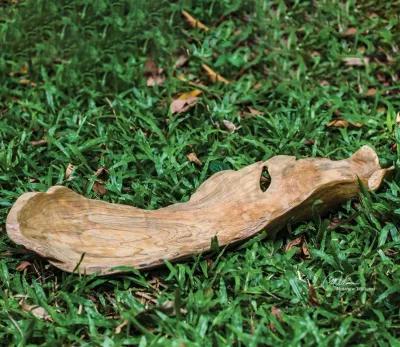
[6,146,390,274]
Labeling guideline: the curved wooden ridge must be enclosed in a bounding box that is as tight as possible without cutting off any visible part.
[6,146,390,274]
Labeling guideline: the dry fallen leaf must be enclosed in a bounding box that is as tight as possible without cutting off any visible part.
[269,306,283,331]
[222,119,237,133]
[182,10,209,31]
[271,306,282,320]
[202,64,229,84]
[248,107,263,116]
[19,78,36,87]
[144,59,162,75]
[376,72,387,82]
[365,88,377,97]
[284,236,303,252]
[343,57,369,66]
[241,106,263,118]
[20,301,52,321]
[145,59,165,87]
[174,55,189,69]
[93,181,107,196]
[16,260,31,271]
[396,112,400,125]
[30,139,47,146]
[65,163,75,180]
[170,89,202,114]
[285,236,310,258]
[147,75,165,87]
[327,119,349,128]
[327,119,363,128]
[342,27,357,37]
[187,152,202,166]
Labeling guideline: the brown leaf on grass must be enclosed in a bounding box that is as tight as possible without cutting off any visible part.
[269,306,283,331]
[93,181,107,196]
[147,75,165,87]
[241,106,263,118]
[30,139,47,146]
[222,119,237,133]
[182,10,209,32]
[327,119,363,128]
[144,59,162,75]
[20,301,52,321]
[376,72,387,82]
[285,236,303,251]
[19,78,36,87]
[174,55,189,69]
[202,64,229,84]
[342,27,357,37]
[115,320,128,334]
[145,59,165,87]
[365,88,377,97]
[187,152,202,166]
[65,163,75,180]
[16,260,31,271]
[343,57,369,66]
[248,107,263,116]
[285,236,310,258]
[271,306,282,320]
[308,283,319,306]
[170,89,202,114]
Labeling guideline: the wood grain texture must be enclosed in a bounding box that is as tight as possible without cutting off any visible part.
[6,146,391,274]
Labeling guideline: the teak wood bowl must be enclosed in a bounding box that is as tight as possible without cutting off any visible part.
[6,146,390,274]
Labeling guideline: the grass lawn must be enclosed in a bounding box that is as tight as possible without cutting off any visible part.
[1,0,400,345]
